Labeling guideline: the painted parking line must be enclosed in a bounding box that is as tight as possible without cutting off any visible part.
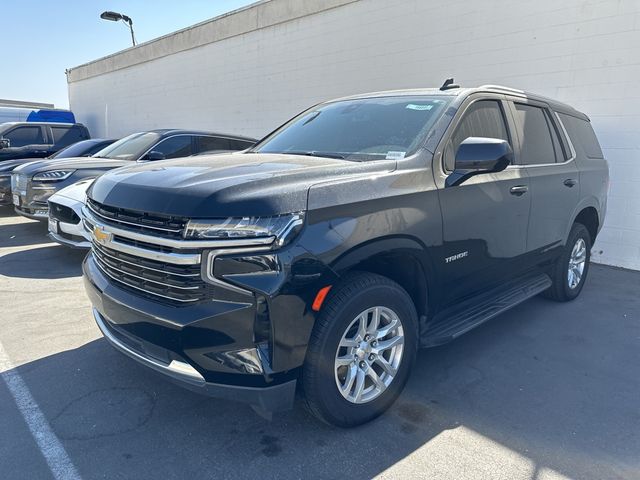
[0,340,82,480]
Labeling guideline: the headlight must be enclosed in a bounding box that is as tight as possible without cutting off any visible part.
[32,170,75,182]
[184,212,304,245]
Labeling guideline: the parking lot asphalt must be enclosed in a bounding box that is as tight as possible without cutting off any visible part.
[0,208,638,480]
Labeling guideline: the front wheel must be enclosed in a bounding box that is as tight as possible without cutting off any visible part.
[302,273,418,427]
[543,222,591,302]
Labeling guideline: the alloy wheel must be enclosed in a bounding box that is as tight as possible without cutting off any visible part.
[334,306,404,404]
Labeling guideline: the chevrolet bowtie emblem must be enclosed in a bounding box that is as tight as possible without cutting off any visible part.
[93,225,112,244]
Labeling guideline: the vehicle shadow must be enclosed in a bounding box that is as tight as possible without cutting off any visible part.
[0,217,52,248]
[0,244,86,278]
[5,265,639,479]
[0,206,17,218]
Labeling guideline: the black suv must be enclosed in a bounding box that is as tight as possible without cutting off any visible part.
[12,129,256,219]
[0,139,115,207]
[82,85,608,426]
[0,122,90,162]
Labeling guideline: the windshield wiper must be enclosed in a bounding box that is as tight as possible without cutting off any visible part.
[283,151,346,159]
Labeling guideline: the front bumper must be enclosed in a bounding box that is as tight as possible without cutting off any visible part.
[92,308,296,413]
[83,253,299,413]
[48,197,91,248]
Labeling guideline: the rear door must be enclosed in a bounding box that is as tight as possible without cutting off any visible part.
[506,99,579,257]
[434,94,531,305]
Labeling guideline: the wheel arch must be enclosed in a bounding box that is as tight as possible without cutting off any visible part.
[329,236,437,336]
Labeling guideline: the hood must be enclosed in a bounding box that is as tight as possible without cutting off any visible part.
[50,178,94,203]
[90,153,395,217]
[0,158,43,173]
[14,157,131,175]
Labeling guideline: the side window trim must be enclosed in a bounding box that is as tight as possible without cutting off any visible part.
[441,95,514,173]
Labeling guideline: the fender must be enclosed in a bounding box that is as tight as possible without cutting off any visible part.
[565,196,601,243]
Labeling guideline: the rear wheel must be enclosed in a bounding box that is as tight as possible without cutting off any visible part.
[543,223,591,302]
[302,273,418,427]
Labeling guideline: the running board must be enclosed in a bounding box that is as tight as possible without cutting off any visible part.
[422,273,552,347]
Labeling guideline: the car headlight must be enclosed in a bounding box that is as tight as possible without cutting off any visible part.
[184,212,304,246]
[32,170,75,182]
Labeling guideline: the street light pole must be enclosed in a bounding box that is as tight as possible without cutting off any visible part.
[100,11,137,47]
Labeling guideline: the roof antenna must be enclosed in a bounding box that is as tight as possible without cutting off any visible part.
[440,78,460,90]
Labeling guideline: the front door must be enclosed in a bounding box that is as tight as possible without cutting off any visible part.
[433,95,531,306]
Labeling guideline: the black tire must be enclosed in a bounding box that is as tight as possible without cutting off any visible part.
[543,222,591,302]
[302,272,418,427]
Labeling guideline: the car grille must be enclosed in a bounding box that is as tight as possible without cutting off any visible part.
[49,202,80,224]
[86,198,188,239]
[92,242,213,304]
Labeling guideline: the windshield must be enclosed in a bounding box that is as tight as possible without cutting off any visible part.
[93,132,161,160]
[49,140,98,159]
[253,96,451,160]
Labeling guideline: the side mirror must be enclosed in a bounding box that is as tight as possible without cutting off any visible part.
[143,151,165,161]
[0,139,10,149]
[445,137,512,187]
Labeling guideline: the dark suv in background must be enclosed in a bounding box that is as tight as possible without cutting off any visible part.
[12,129,256,219]
[0,139,115,207]
[0,122,90,162]
[82,85,608,426]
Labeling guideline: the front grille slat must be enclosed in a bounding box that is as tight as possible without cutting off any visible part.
[86,198,188,239]
[92,242,213,305]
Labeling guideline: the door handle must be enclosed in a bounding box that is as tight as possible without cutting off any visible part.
[510,185,528,196]
[564,179,577,188]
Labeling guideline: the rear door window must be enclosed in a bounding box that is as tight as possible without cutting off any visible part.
[513,103,558,165]
[446,100,511,171]
[4,126,45,147]
[198,136,230,153]
[51,126,86,147]
[229,139,254,150]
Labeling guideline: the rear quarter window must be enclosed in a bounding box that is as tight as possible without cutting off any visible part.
[557,113,604,159]
[52,126,87,147]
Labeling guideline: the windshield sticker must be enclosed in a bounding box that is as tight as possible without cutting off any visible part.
[386,151,406,160]
[406,104,433,111]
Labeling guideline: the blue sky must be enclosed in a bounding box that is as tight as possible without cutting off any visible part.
[1,0,255,109]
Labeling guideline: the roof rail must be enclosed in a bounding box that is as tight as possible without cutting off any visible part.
[479,85,526,95]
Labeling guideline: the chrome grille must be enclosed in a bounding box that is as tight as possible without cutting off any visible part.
[92,242,213,304]
[86,198,188,239]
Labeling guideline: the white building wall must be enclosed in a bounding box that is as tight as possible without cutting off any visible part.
[68,0,640,270]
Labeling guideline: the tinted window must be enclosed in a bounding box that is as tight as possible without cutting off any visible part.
[255,96,451,161]
[4,126,45,147]
[514,104,556,165]
[229,139,254,150]
[49,139,113,159]
[558,113,604,159]
[198,136,230,152]
[93,132,162,160]
[151,135,193,159]
[446,100,510,170]
[51,126,86,147]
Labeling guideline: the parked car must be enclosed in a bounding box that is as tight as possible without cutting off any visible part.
[82,84,608,426]
[48,178,94,248]
[0,122,90,162]
[11,129,256,219]
[0,139,115,207]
